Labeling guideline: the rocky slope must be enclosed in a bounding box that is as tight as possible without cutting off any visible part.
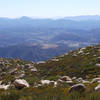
[0,44,100,100]
[0,44,100,85]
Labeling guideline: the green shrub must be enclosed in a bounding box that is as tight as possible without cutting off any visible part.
[0,91,20,100]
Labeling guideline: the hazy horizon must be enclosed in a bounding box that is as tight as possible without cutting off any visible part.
[0,0,100,18]
[1,15,100,19]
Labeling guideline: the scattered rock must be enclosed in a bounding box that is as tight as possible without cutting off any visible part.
[91,78,100,83]
[96,57,100,63]
[24,64,31,69]
[60,76,72,82]
[85,52,90,55]
[34,84,42,88]
[68,84,86,93]
[41,80,57,87]
[59,55,65,57]
[72,77,77,80]
[81,47,86,50]
[49,81,57,87]
[95,64,100,67]
[9,68,17,75]
[16,74,25,78]
[51,58,59,62]
[0,84,10,90]
[31,67,37,72]
[0,81,2,85]
[82,80,90,84]
[14,79,29,89]
[37,61,45,64]
[15,71,25,78]
[72,54,77,57]
[41,80,51,85]
[57,79,64,84]
[76,78,83,83]
[66,80,73,84]
[78,50,83,54]
[95,84,100,92]
[93,54,97,57]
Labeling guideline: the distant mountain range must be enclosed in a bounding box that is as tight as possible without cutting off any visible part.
[0,15,100,61]
[1,15,100,30]
[64,15,100,21]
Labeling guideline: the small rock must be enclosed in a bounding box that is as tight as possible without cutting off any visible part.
[60,76,72,82]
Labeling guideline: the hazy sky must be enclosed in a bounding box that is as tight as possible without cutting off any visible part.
[0,0,100,18]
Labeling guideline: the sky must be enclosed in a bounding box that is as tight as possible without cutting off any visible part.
[0,0,100,18]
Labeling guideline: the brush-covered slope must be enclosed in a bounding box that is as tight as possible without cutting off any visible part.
[0,44,100,100]
[36,44,100,80]
[0,44,100,84]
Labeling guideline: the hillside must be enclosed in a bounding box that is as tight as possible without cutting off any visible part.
[0,44,100,100]
[36,44,100,79]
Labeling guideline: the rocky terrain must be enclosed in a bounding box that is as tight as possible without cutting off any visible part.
[0,44,100,100]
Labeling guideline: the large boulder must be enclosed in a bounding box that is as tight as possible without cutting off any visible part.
[68,84,86,93]
[14,79,29,89]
